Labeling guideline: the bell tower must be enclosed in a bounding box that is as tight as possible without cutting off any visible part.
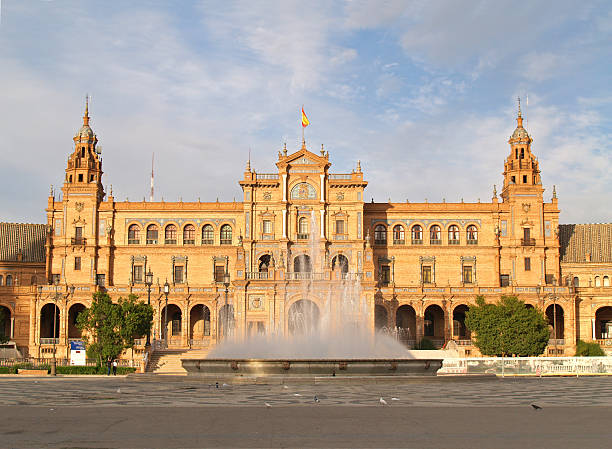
[501,98,542,200]
[63,97,104,201]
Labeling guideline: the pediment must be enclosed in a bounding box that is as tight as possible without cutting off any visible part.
[277,147,330,170]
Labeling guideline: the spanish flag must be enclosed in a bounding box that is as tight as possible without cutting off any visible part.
[301,107,309,128]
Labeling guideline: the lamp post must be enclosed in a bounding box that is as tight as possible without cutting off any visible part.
[223,266,230,339]
[51,278,59,376]
[145,270,153,347]
[163,280,170,348]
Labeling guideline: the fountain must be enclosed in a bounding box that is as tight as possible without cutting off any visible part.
[182,212,443,378]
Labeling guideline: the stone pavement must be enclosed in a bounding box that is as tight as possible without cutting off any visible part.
[1,376,612,447]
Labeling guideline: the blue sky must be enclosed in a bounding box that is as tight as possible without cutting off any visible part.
[1,0,611,224]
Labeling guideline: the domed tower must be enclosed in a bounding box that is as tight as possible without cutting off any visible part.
[501,98,541,200]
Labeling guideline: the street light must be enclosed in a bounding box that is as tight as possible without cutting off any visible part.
[51,277,60,376]
[145,269,153,347]
[223,266,230,339]
[163,280,170,348]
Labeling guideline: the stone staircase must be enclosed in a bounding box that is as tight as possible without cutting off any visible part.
[146,348,210,374]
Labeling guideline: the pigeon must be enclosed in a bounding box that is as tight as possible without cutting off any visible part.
[293,393,302,397]
[379,397,388,405]
[531,404,542,410]
[223,383,229,387]
[314,396,320,403]
[265,402,272,408]
[116,388,121,394]
[391,397,400,401]
[283,385,289,389]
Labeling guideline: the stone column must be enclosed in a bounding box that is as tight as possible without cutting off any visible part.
[10,317,14,339]
[182,302,189,348]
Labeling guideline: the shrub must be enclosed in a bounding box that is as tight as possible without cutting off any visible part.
[575,339,606,356]
[414,338,438,350]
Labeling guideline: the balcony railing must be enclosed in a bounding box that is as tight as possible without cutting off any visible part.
[297,233,309,240]
[165,239,177,245]
[467,239,478,245]
[128,239,140,245]
[286,272,326,281]
[220,239,232,245]
[40,338,59,345]
[393,239,405,245]
[548,339,565,346]
[255,173,279,180]
[521,238,536,246]
[201,239,214,245]
[430,239,442,245]
[183,239,195,245]
[448,239,460,245]
[329,174,352,180]
[374,239,387,245]
[455,339,473,346]
[71,237,86,245]
[411,239,423,245]
[146,239,158,245]
[246,271,268,280]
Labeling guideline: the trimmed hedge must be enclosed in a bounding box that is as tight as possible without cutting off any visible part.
[0,364,137,375]
[414,338,438,350]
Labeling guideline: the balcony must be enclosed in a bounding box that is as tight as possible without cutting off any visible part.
[165,239,177,245]
[183,239,195,245]
[393,239,405,245]
[40,338,59,345]
[297,233,309,240]
[411,239,423,245]
[430,239,441,245]
[374,239,387,246]
[128,239,140,245]
[521,238,536,246]
[255,173,279,180]
[201,239,214,245]
[220,239,232,245]
[71,237,86,245]
[146,239,158,245]
[286,272,326,281]
[246,272,268,280]
[448,239,460,245]
[467,239,478,245]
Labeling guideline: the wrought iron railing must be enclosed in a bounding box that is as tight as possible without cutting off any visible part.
[521,238,536,246]
[71,237,86,245]
[430,239,442,245]
[297,233,309,240]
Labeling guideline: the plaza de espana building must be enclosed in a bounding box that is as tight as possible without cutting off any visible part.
[1,102,612,363]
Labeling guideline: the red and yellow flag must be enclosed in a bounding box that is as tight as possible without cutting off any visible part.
[301,107,309,128]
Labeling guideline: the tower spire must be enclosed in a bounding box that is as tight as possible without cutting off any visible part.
[516,96,523,127]
[83,94,90,126]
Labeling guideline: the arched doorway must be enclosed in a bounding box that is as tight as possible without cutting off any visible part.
[294,254,311,273]
[331,254,349,273]
[288,299,319,334]
[68,303,87,339]
[545,304,564,339]
[424,304,445,342]
[0,306,11,340]
[189,304,211,344]
[395,305,416,344]
[258,255,271,272]
[40,303,60,341]
[218,304,235,338]
[595,306,612,339]
[374,305,388,330]
[161,304,182,340]
[452,305,470,339]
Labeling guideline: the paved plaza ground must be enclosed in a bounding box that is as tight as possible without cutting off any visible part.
[1,376,612,447]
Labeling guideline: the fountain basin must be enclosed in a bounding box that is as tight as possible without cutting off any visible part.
[182,358,443,377]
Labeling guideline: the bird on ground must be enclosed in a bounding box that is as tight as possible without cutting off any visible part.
[293,393,301,397]
[116,388,121,394]
[222,383,229,387]
[391,397,400,401]
[265,402,272,408]
[283,385,289,389]
[531,404,542,410]
[314,396,320,403]
[215,382,219,389]
[379,397,388,405]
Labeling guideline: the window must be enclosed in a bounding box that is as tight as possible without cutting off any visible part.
[380,265,390,285]
[411,225,423,244]
[146,225,158,244]
[466,225,478,245]
[522,228,534,246]
[220,225,232,245]
[183,225,195,245]
[133,265,143,283]
[462,266,473,284]
[78,173,83,182]
[393,225,405,244]
[174,265,184,284]
[448,225,460,245]
[500,274,510,287]
[96,274,106,287]
[52,274,61,284]
[573,276,579,287]
[202,225,214,245]
[128,225,140,244]
[422,266,432,284]
[165,224,177,244]
[74,257,81,271]
[263,220,273,235]
[511,176,516,184]
[298,217,309,239]
[524,257,531,271]
[595,276,601,287]
[604,276,610,287]
[214,265,226,283]
[545,274,555,285]
[430,225,441,245]
[374,225,387,245]
[5,275,13,286]
[523,175,527,184]
[73,226,84,245]
[0,275,3,286]
[335,220,345,235]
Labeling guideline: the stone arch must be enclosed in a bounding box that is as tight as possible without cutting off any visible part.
[258,254,272,272]
[218,304,235,338]
[161,304,182,339]
[189,304,211,342]
[331,254,349,273]
[595,306,612,339]
[40,303,60,339]
[395,305,416,341]
[68,303,87,339]
[424,304,445,339]
[288,299,320,334]
[452,304,470,339]
[374,304,388,330]
[545,304,564,339]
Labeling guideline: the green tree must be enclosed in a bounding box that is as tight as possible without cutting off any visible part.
[465,295,549,356]
[575,339,606,356]
[77,292,153,363]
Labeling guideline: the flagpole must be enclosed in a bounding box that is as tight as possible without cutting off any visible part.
[301,104,305,147]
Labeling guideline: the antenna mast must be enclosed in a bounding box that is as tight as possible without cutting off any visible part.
[150,152,154,202]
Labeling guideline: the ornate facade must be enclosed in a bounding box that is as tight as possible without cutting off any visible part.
[1,102,612,360]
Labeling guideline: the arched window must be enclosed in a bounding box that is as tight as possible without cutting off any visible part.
[393,225,405,244]
[220,225,232,245]
[5,275,12,286]
[374,225,387,245]
[202,225,214,245]
[573,276,579,287]
[128,224,140,244]
[0,275,3,286]
[164,224,177,245]
[604,276,610,287]
[448,225,460,245]
[595,276,601,287]
[411,225,423,244]
[31,275,37,285]
[430,225,441,245]
[298,217,309,239]
[466,225,478,245]
[183,225,195,245]
[146,224,158,245]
